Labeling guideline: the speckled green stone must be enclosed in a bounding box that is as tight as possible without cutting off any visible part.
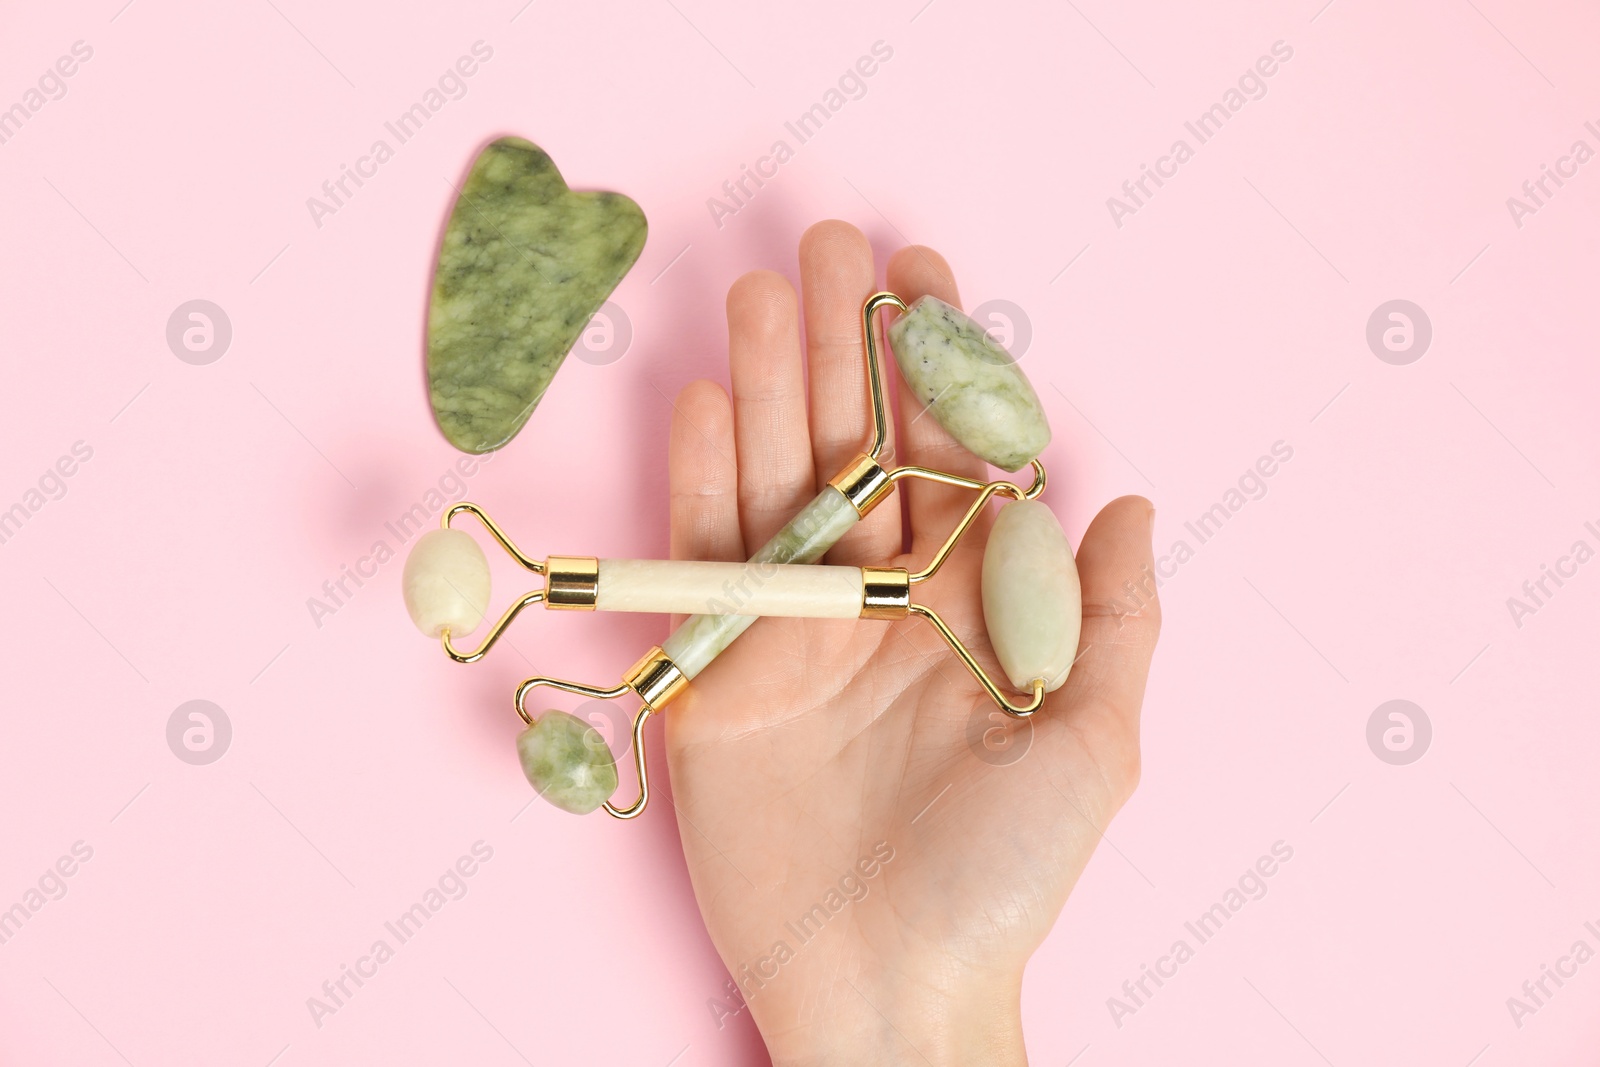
[427,137,647,454]
[663,486,860,677]
[887,295,1051,472]
[515,710,618,815]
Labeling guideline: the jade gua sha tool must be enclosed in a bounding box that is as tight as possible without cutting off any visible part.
[428,136,647,454]
[407,286,1077,819]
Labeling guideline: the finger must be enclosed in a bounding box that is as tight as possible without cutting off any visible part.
[1053,495,1160,802]
[883,245,991,557]
[799,219,900,565]
[726,270,814,550]
[668,380,744,564]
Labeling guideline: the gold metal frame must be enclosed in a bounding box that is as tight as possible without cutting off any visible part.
[861,291,904,460]
[437,503,545,665]
[870,465,1050,717]
[908,604,1045,716]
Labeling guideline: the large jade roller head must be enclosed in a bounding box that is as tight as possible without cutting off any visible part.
[887,295,1052,472]
[981,500,1082,693]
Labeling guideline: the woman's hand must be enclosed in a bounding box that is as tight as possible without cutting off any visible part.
[661,220,1161,1066]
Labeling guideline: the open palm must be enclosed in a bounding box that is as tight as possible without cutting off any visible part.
[659,222,1161,1066]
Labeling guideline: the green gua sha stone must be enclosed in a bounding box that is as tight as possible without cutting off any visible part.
[887,295,1051,472]
[516,710,619,815]
[427,136,647,454]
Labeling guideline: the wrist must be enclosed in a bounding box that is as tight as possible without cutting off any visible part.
[759,961,1027,1067]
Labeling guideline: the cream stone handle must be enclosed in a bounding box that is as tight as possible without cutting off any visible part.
[596,559,863,618]
[402,540,869,634]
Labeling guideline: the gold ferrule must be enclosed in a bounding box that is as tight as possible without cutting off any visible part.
[828,453,894,516]
[860,566,911,620]
[623,646,689,710]
[544,555,600,610]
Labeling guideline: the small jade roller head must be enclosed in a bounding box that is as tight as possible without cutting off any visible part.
[513,710,618,815]
[887,294,1052,472]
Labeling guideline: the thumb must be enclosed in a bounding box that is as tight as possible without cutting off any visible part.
[1052,495,1160,803]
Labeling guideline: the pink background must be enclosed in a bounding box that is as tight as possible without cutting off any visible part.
[2,0,1597,1063]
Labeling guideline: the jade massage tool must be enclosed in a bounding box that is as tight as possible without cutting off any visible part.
[407,288,1065,818]
[405,494,1080,815]
[427,136,648,454]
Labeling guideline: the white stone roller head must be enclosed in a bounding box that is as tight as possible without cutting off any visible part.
[887,295,1052,472]
[981,500,1082,693]
[403,528,492,638]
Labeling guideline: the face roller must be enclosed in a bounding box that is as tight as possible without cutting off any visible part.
[405,292,1071,819]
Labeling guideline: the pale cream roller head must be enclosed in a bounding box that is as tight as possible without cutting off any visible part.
[403,528,492,638]
[981,500,1082,693]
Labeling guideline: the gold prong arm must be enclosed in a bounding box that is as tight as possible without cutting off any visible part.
[861,292,909,460]
[441,589,545,664]
[444,502,545,574]
[896,459,1048,586]
[513,675,632,726]
[602,707,655,820]
[906,602,1046,717]
[890,458,1046,501]
[434,502,550,663]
